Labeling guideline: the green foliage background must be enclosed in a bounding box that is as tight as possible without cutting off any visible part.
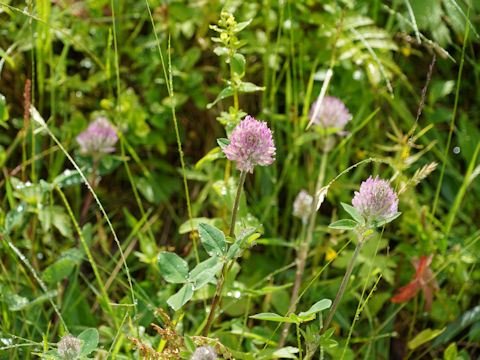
[0,0,479,359]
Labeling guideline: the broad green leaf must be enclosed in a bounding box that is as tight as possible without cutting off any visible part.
[341,202,365,225]
[298,299,332,318]
[371,212,401,228]
[5,290,57,311]
[53,169,84,188]
[213,46,229,56]
[226,242,241,260]
[189,256,223,290]
[270,347,299,359]
[78,328,99,356]
[217,138,230,149]
[207,87,234,109]
[198,223,227,257]
[232,19,252,32]
[237,82,265,93]
[231,53,245,75]
[43,250,82,283]
[178,217,221,234]
[157,252,189,284]
[408,327,446,350]
[250,312,297,323]
[167,283,194,311]
[4,201,27,234]
[434,306,480,346]
[38,206,73,238]
[443,343,457,360]
[328,219,357,230]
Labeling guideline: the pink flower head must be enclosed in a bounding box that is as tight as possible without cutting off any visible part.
[58,335,82,360]
[309,96,352,131]
[352,175,398,222]
[223,115,276,173]
[293,190,313,222]
[76,117,118,157]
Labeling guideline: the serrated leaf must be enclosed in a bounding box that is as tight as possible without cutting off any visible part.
[207,87,234,109]
[341,202,365,225]
[198,223,227,257]
[231,53,245,75]
[78,328,99,356]
[328,219,357,230]
[188,257,223,290]
[157,252,189,284]
[167,283,194,311]
[408,327,445,350]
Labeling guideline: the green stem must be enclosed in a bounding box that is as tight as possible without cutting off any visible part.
[229,170,247,237]
[203,170,246,336]
[296,322,303,360]
[229,53,239,113]
[321,239,364,334]
[278,149,328,347]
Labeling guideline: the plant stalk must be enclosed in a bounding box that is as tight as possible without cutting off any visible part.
[278,149,328,347]
[203,170,246,336]
[321,239,364,335]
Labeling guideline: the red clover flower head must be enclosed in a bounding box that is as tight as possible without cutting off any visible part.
[293,190,313,222]
[76,117,118,157]
[58,335,82,360]
[352,175,399,222]
[223,115,276,173]
[191,346,217,360]
[309,96,352,131]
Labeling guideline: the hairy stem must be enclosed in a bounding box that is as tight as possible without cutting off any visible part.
[229,170,247,237]
[203,170,247,336]
[321,239,364,334]
[278,150,328,347]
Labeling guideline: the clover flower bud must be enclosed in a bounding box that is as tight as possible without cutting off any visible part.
[309,96,352,131]
[293,190,313,222]
[76,117,118,157]
[58,335,82,360]
[352,175,398,222]
[191,346,217,360]
[223,115,276,173]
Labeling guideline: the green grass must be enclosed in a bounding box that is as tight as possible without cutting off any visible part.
[0,0,479,359]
